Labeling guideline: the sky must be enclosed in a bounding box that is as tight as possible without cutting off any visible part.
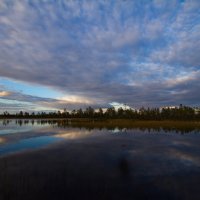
[0,0,200,113]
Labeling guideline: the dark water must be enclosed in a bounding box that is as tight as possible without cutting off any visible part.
[0,119,200,200]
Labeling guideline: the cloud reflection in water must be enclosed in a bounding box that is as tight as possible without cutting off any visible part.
[54,130,93,140]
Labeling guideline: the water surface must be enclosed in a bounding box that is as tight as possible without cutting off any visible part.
[0,119,200,200]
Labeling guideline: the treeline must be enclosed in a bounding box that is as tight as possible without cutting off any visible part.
[1,104,200,120]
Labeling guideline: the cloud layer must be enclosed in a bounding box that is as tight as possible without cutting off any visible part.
[0,0,200,111]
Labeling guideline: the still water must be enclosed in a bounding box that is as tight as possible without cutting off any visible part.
[0,119,200,200]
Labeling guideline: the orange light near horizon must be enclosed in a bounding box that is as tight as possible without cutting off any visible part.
[0,91,11,97]
[0,137,5,143]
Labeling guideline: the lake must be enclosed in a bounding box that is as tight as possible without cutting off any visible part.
[0,119,200,200]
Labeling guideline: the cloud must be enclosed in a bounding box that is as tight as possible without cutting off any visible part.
[58,95,94,104]
[0,0,199,110]
[0,89,107,113]
[150,0,200,67]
